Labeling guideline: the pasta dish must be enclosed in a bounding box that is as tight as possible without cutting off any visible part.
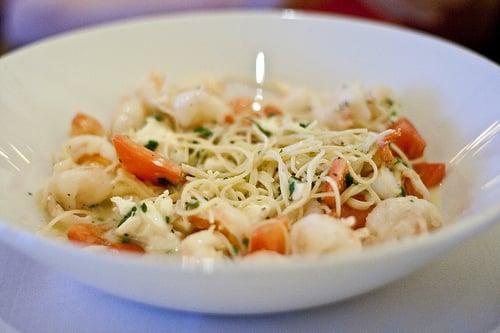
[40,74,446,258]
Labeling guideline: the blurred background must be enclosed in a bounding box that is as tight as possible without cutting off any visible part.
[0,0,499,62]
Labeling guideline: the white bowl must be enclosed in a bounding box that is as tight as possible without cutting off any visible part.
[0,11,499,314]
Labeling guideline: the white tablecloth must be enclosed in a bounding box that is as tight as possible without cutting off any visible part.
[1,223,499,333]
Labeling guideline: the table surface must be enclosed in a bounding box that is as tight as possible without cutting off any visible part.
[0,222,499,333]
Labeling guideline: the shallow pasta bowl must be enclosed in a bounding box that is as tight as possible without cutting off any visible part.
[0,11,499,314]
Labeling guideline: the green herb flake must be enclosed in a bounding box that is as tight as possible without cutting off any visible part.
[194,127,213,138]
[165,216,171,224]
[27,192,33,196]
[185,200,200,210]
[242,237,249,248]
[232,245,239,255]
[393,157,408,167]
[299,122,310,128]
[288,176,298,195]
[154,113,164,121]
[400,186,407,197]
[141,202,147,213]
[345,173,354,188]
[252,121,271,137]
[384,98,394,107]
[118,206,137,227]
[121,234,131,244]
[157,178,168,186]
[144,140,159,151]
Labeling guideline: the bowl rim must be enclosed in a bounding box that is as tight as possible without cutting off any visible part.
[0,9,499,273]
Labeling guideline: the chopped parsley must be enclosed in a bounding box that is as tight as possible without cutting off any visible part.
[299,122,310,128]
[384,98,394,107]
[144,140,159,151]
[121,234,131,244]
[165,216,170,224]
[393,158,408,167]
[400,186,407,197]
[118,206,137,226]
[288,176,299,195]
[157,178,169,186]
[232,245,239,255]
[345,173,354,188]
[27,192,33,196]
[194,127,213,138]
[154,113,164,121]
[185,200,200,210]
[242,237,249,248]
[252,121,271,137]
[140,202,147,212]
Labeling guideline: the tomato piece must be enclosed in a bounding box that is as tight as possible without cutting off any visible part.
[338,204,374,229]
[108,242,145,254]
[67,223,107,246]
[248,217,288,255]
[112,135,185,185]
[229,97,253,114]
[263,105,283,117]
[70,112,104,136]
[323,158,349,208]
[389,118,426,159]
[373,144,394,166]
[188,216,211,230]
[403,177,423,198]
[413,162,446,187]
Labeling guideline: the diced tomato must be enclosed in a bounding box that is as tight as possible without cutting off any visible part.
[224,114,235,124]
[229,97,253,114]
[335,204,374,229]
[188,216,211,230]
[413,162,446,187]
[263,105,283,117]
[403,177,423,198]
[373,144,394,166]
[323,158,349,208]
[112,135,185,186]
[248,216,288,255]
[108,242,145,254]
[67,223,107,246]
[383,128,402,144]
[389,118,426,159]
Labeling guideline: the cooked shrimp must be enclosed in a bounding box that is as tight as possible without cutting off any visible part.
[49,166,114,210]
[70,113,105,136]
[313,83,371,130]
[290,213,362,255]
[365,196,442,243]
[112,135,185,185]
[180,229,232,258]
[171,89,231,128]
[371,166,402,199]
[61,135,117,164]
[187,202,252,251]
[111,96,147,134]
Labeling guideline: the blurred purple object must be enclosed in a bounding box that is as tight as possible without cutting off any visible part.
[4,0,282,46]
